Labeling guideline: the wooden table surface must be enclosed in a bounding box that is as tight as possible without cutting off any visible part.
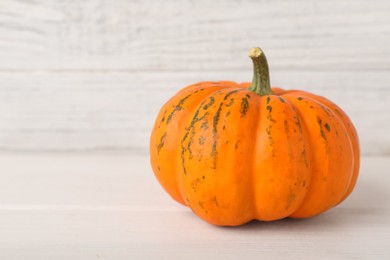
[0,153,389,259]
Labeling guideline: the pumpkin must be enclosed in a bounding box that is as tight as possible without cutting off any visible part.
[150,47,360,226]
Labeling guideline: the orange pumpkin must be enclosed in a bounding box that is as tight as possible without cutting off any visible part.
[150,47,360,226]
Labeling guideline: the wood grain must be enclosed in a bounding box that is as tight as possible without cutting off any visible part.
[0,0,389,70]
[0,0,389,154]
[0,153,389,259]
[0,71,389,154]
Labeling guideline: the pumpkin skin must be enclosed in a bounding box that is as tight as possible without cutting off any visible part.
[150,48,360,226]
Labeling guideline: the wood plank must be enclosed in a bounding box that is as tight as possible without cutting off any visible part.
[0,153,170,208]
[0,70,389,154]
[0,0,389,70]
[0,154,388,259]
[0,208,388,259]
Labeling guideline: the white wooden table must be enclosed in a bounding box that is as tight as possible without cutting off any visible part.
[0,153,389,259]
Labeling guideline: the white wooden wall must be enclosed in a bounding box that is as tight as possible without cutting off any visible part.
[0,0,389,155]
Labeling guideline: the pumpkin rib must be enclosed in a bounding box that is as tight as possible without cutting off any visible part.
[295,92,357,208]
[178,86,242,204]
[180,87,257,226]
[221,88,263,225]
[179,88,227,176]
[297,92,360,205]
[281,93,329,217]
[281,92,354,217]
[278,95,312,217]
[151,83,232,205]
[313,95,355,210]
[252,94,311,221]
[178,85,239,206]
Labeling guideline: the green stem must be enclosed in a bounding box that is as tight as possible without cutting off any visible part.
[248,47,273,96]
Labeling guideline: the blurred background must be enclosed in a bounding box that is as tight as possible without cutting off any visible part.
[0,0,389,155]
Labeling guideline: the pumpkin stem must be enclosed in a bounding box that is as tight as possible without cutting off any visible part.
[248,47,273,96]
